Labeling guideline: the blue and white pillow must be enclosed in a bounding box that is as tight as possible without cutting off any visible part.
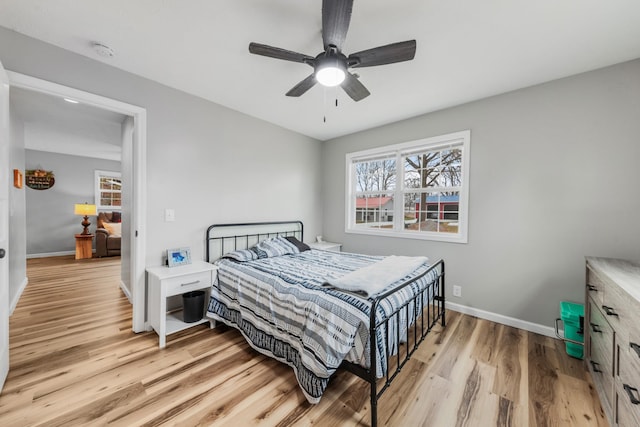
[254,236,299,259]
[222,248,259,262]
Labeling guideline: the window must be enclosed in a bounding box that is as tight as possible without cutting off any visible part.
[345,130,470,243]
[95,170,122,211]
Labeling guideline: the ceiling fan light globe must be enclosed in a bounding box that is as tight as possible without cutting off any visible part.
[316,66,346,87]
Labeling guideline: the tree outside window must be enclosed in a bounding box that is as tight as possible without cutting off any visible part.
[346,131,470,243]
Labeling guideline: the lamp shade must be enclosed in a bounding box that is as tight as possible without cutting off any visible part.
[74,203,97,216]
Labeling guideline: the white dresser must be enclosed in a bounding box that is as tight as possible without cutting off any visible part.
[585,257,640,426]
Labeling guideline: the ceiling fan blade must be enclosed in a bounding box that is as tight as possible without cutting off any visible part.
[348,40,417,68]
[249,42,314,64]
[341,72,370,102]
[286,74,317,97]
[322,0,353,51]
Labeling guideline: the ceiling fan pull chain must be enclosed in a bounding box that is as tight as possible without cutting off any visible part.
[323,86,329,123]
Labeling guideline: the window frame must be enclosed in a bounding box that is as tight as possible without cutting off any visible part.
[95,170,122,211]
[345,130,470,243]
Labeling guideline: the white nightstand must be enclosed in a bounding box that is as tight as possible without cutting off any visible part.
[147,260,218,348]
[308,241,342,252]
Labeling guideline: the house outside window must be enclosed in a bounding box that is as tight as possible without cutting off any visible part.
[95,170,122,211]
[346,130,470,243]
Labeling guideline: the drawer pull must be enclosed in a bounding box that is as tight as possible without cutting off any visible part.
[631,342,640,358]
[601,305,618,317]
[590,323,602,333]
[181,280,201,287]
[623,384,640,405]
[590,360,602,373]
[587,284,598,292]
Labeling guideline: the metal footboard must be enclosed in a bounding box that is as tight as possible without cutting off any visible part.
[341,259,446,427]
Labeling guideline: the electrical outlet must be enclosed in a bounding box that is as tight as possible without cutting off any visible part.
[453,285,462,297]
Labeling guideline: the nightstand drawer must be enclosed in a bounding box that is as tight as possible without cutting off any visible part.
[164,271,212,296]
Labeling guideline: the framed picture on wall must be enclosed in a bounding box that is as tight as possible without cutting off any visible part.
[167,247,192,267]
[13,169,23,189]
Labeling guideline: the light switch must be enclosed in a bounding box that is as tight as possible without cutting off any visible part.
[164,208,175,222]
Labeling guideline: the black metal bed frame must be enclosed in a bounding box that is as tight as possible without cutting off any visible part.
[205,221,446,427]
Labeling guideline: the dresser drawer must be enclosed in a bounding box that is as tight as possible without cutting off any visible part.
[616,356,640,427]
[589,300,615,408]
[618,340,640,388]
[163,270,212,296]
[586,265,606,306]
[604,282,640,347]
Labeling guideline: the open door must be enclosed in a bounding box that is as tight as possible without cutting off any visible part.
[0,59,10,391]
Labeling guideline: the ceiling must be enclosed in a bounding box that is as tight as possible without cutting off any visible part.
[11,87,126,161]
[2,0,640,141]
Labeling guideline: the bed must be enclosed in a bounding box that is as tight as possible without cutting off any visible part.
[205,221,445,427]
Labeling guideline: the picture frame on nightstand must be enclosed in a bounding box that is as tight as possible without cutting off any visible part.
[167,247,192,267]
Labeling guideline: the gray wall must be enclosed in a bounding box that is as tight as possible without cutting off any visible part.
[25,149,121,255]
[322,58,640,328]
[8,108,26,311]
[0,26,323,269]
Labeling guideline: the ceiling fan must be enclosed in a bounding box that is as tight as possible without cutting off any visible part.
[248,0,416,102]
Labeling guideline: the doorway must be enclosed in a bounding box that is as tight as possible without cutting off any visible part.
[8,71,147,332]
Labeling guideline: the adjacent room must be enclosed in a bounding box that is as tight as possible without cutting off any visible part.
[0,1,639,426]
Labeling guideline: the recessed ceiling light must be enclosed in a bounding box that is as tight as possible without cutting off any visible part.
[64,98,79,104]
[92,42,115,58]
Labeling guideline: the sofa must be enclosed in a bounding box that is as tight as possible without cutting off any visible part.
[96,212,121,257]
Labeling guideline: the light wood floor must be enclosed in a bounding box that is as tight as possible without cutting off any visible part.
[0,256,608,426]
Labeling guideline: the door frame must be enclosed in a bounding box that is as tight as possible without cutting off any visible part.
[8,71,148,332]
[0,59,10,392]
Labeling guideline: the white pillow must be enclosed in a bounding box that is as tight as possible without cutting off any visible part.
[102,222,121,237]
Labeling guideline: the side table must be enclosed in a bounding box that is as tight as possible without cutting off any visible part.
[74,234,94,259]
[147,261,218,348]
[308,241,342,252]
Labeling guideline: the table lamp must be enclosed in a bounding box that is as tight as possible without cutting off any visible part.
[74,203,97,235]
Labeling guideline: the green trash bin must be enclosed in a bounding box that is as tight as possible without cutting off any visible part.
[555,301,584,359]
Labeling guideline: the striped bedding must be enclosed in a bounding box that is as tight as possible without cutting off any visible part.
[206,249,437,403]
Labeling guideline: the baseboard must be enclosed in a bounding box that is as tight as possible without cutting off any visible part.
[120,280,132,304]
[10,277,29,315]
[27,251,75,259]
[445,301,557,339]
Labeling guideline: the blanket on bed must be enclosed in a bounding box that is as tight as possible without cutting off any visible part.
[206,249,436,404]
[324,255,429,297]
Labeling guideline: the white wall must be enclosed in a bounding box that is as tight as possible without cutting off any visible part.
[0,26,323,272]
[321,58,640,328]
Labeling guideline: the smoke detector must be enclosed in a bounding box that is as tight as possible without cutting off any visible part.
[92,42,115,58]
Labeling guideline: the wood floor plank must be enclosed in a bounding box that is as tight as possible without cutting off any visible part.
[0,255,609,426]
[492,325,524,403]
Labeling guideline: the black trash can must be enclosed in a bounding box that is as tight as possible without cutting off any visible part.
[182,290,205,323]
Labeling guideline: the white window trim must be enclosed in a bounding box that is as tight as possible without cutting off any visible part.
[345,130,471,243]
[95,170,122,211]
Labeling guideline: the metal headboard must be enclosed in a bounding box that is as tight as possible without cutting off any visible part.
[205,220,304,263]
